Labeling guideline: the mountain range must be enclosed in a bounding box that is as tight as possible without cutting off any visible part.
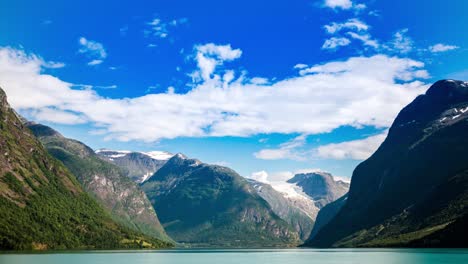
[0,88,171,250]
[26,122,171,243]
[306,80,468,247]
[0,79,466,250]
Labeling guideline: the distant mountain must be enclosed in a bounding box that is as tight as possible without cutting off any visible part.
[0,88,169,250]
[248,179,315,241]
[27,123,172,243]
[141,154,300,247]
[96,149,173,183]
[306,80,468,247]
[288,171,349,208]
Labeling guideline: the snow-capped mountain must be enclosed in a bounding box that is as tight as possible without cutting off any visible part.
[96,149,174,183]
[246,170,349,240]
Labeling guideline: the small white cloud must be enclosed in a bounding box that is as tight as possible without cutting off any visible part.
[78,37,107,66]
[254,135,307,161]
[323,0,366,11]
[88,59,103,66]
[94,84,117,89]
[43,61,66,69]
[429,43,459,53]
[120,25,129,36]
[347,32,379,48]
[249,171,269,183]
[316,132,387,160]
[390,29,413,54]
[324,0,353,9]
[322,37,351,50]
[193,43,242,81]
[294,63,308,69]
[145,16,188,41]
[324,18,369,34]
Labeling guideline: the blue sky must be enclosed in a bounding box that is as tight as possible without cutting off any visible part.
[0,0,466,181]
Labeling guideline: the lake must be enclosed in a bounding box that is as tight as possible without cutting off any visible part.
[1,249,467,264]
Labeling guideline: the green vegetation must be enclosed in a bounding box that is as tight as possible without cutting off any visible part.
[28,123,172,243]
[142,156,300,247]
[0,172,170,250]
[0,89,172,250]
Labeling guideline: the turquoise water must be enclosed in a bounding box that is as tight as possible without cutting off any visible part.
[1,249,467,264]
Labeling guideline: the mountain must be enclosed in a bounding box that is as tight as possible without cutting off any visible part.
[306,80,468,247]
[27,123,172,243]
[247,179,315,241]
[96,149,172,183]
[307,194,347,240]
[0,88,170,250]
[141,154,300,247]
[288,171,349,208]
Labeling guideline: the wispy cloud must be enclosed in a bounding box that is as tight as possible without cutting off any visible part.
[388,29,413,54]
[322,37,351,49]
[429,43,459,53]
[254,135,307,161]
[324,18,369,34]
[144,16,188,42]
[323,0,366,11]
[347,32,379,48]
[78,37,107,66]
[316,132,387,160]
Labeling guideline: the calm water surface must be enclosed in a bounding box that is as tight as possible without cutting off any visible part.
[1,249,467,264]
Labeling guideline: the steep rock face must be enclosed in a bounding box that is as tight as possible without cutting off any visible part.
[97,149,172,183]
[306,194,347,241]
[307,80,468,247]
[142,154,300,247]
[248,179,315,241]
[288,171,349,208]
[27,123,171,243]
[0,88,169,250]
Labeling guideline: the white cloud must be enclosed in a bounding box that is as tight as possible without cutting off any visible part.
[323,0,366,11]
[389,29,413,54]
[193,43,242,81]
[347,32,379,48]
[316,131,387,160]
[0,45,429,142]
[324,18,369,34]
[145,16,188,40]
[324,0,353,9]
[254,135,307,161]
[294,63,308,69]
[322,37,351,49]
[29,108,87,125]
[429,43,459,53]
[43,61,66,69]
[78,37,107,65]
[88,59,103,66]
[249,171,269,183]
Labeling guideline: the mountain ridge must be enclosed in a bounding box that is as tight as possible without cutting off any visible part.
[305,79,468,247]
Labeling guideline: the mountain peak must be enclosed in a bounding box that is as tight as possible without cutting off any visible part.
[25,122,63,138]
[288,171,334,184]
[174,153,188,159]
[426,79,468,100]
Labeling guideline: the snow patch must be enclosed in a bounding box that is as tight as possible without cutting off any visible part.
[141,151,174,161]
[270,181,309,199]
[141,172,153,182]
